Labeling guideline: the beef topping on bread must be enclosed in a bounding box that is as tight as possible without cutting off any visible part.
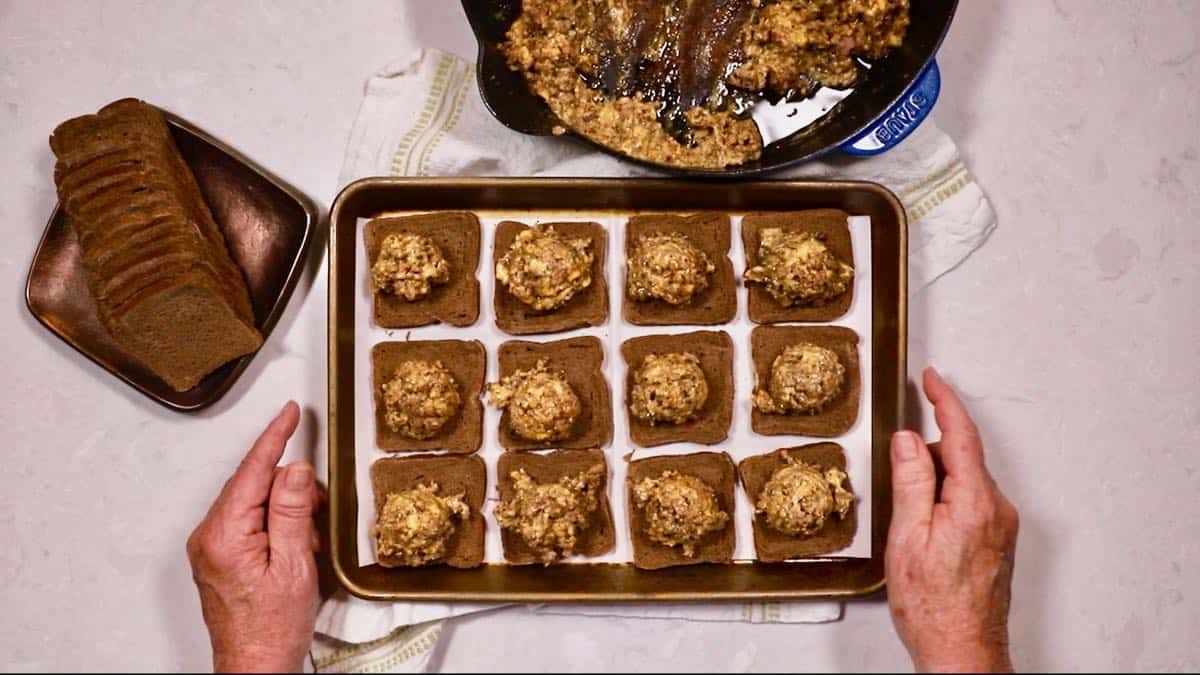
[373,483,469,566]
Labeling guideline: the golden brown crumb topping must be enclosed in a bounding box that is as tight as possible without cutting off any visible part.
[487,360,581,442]
[495,465,604,563]
[633,470,728,557]
[496,225,593,311]
[372,483,469,566]
[630,352,709,425]
[756,456,853,536]
[744,228,853,307]
[371,233,450,301]
[753,343,844,415]
[627,233,715,306]
[382,360,462,439]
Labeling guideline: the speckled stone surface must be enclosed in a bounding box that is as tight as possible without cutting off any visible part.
[1,1,1197,671]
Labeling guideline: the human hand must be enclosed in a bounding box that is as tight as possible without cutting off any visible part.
[187,401,320,673]
[886,368,1019,673]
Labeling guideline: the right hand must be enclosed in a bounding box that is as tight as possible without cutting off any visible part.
[186,402,321,673]
[885,368,1020,673]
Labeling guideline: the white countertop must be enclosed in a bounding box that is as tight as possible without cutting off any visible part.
[1,1,1197,671]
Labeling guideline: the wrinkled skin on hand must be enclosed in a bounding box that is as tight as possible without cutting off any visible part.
[886,368,1019,673]
[186,402,322,673]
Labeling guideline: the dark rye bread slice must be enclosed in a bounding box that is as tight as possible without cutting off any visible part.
[493,220,608,335]
[85,219,249,315]
[496,449,615,565]
[750,325,861,437]
[53,148,146,187]
[90,246,209,301]
[50,116,160,165]
[54,99,252,310]
[371,340,485,454]
[86,225,195,273]
[102,251,249,322]
[50,99,260,391]
[58,100,253,291]
[495,336,612,451]
[623,213,736,325]
[627,452,736,570]
[90,234,207,289]
[738,444,858,561]
[621,330,733,447]
[72,193,179,246]
[741,209,855,323]
[58,158,160,208]
[51,103,240,291]
[107,264,240,325]
[69,187,177,239]
[68,175,177,221]
[364,212,481,328]
[369,454,486,569]
[110,274,263,391]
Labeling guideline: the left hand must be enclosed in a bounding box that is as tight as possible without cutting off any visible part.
[186,401,321,673]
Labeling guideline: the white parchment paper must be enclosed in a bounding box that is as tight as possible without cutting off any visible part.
[354,211,873,566]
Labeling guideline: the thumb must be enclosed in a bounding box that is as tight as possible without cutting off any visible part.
[267,462,317,563]
[888,431,936,547]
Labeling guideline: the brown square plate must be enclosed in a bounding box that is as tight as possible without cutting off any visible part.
[329,177,906,602]
[25,104,319,411]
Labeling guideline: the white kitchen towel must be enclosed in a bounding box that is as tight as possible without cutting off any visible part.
[315,48,995,673]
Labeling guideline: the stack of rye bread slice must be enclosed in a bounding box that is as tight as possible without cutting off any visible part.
[49,99,262,392]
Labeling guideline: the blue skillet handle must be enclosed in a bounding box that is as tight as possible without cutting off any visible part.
[840,60,940,156]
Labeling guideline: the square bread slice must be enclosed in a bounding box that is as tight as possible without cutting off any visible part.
[750,325,861,437]
[495,336,612,451]
[738,443,858,561]
[622,213,736,325]
[110,273,262,391]
[495,449,615,565]
[369,454,486,569]
[620,330,733,447]
[493,220,608,335]
[364,212,481,329]
[741,210,855,323]
[372,340,486,454]
[626,451,736,570]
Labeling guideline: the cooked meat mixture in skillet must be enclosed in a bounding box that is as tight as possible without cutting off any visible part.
[501,0,910,169]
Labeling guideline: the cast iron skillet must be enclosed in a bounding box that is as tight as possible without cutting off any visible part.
[462,0,957,177]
